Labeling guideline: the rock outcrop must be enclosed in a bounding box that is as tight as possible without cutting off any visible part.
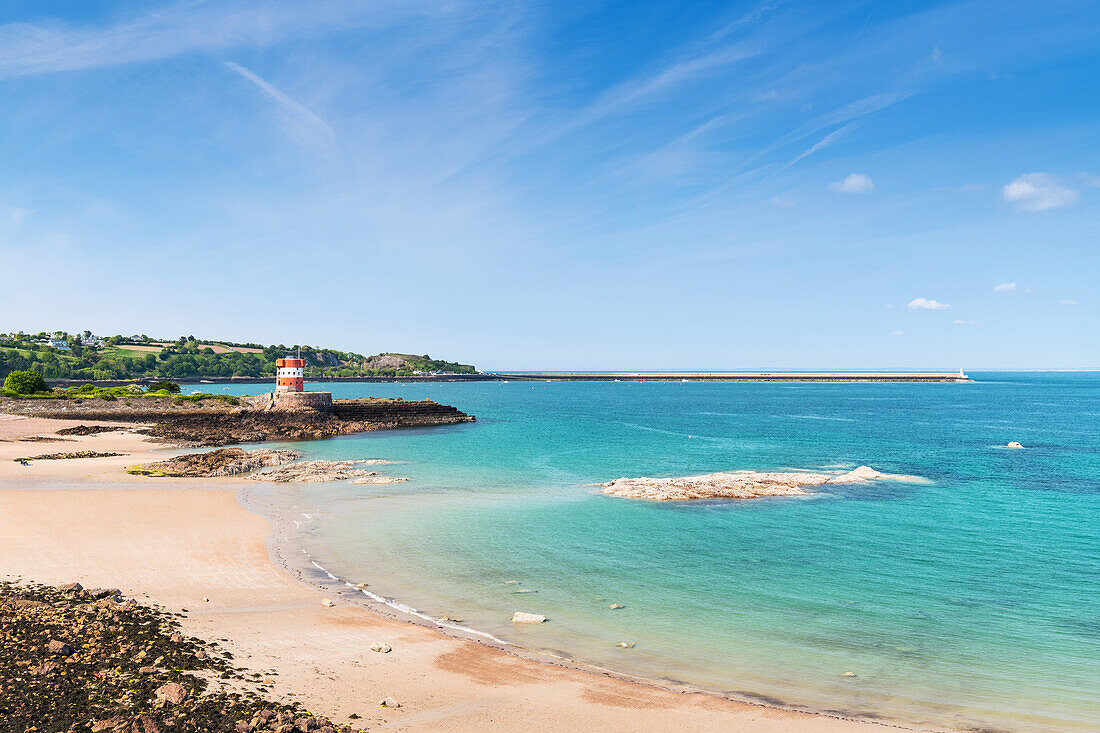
[602,466,923,501]
[127,449,298,478]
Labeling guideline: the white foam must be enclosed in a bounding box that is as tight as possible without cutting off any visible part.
[304,556,511,645]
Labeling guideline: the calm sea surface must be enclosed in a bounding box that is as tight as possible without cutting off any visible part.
[220,374,1100,732]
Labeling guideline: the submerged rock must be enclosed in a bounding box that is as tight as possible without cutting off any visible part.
[349,475,410,485]
[250,460,391,484]
[602,465,923,501]
[511,611,547,624]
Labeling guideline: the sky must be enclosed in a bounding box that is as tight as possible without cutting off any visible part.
[1,0,1097,370]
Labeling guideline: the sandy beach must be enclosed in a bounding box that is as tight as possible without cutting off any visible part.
[0,415,900,732]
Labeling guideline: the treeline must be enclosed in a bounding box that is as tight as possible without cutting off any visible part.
[0,333,475,380]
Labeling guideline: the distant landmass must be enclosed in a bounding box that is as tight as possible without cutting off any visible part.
[0,331,477,380]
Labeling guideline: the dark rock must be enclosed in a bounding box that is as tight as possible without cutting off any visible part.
[58,582,84,594]
[48,639,73,655]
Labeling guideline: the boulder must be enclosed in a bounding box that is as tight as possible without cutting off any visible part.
[1006,441,1025,449]
[379,697,401,708]
[154,682,188,706]
[320,598,334,607]
[47,639,73,655]
[58,582,83,594]
[370,643,392,653]
[511,611,546,624]
[608,603,625,610]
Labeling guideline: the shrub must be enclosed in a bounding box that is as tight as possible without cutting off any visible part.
[3,370,50,396]
[147,380,181,394]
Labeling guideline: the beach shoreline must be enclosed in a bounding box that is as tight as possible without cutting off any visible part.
[0,414,915,731]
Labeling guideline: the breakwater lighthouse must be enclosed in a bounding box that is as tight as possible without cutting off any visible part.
[275,358,305,392]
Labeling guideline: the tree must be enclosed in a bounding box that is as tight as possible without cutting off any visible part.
[4,370,50,395]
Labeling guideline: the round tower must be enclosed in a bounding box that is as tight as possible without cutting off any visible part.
[275,358,305,392]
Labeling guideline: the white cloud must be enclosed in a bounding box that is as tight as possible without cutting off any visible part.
[908,297,950,311]
[993,282,1017,293]
[1003,173,1080,212]
[890,330,903,336]
[829,173,874,193]
[953,319,978,325]
[770,195,795,208]
[1060,299,1079,306]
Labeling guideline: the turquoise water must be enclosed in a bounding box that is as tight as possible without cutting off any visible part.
[226,375,1100,731]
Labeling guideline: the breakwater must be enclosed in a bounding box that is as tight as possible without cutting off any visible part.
[47,371,971,386]
[331,398,474,426]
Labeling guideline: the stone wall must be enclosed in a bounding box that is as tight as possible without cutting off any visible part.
[272,391,333,411]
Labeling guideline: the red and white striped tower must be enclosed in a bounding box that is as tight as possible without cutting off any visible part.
[275,358,305,392]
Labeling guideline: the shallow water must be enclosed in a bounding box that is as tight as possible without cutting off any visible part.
[229,374,1100,731]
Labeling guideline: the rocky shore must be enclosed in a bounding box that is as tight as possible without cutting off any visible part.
[0,394,475,447]
[0,581,360,732]
[602,466,923,501]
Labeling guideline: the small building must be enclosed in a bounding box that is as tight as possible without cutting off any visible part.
[275,358,305,392]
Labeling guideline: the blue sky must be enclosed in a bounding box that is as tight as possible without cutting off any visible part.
[1,0,1097,369]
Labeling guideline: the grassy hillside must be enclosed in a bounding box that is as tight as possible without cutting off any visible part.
[0,332,476,380]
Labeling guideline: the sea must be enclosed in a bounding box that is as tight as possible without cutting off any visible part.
[211,373,1100,732]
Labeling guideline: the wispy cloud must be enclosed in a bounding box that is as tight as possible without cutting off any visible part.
[953,319,978,325]
[829,173,874,193]
[993,282,1017,293]
[224,62,338,159]
[0,1,435,80]
[1003,173,1080,211]
[890,330,903,336]
[908,297,950,311]
[780,122,856,171]
[1060,299,1079,306]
